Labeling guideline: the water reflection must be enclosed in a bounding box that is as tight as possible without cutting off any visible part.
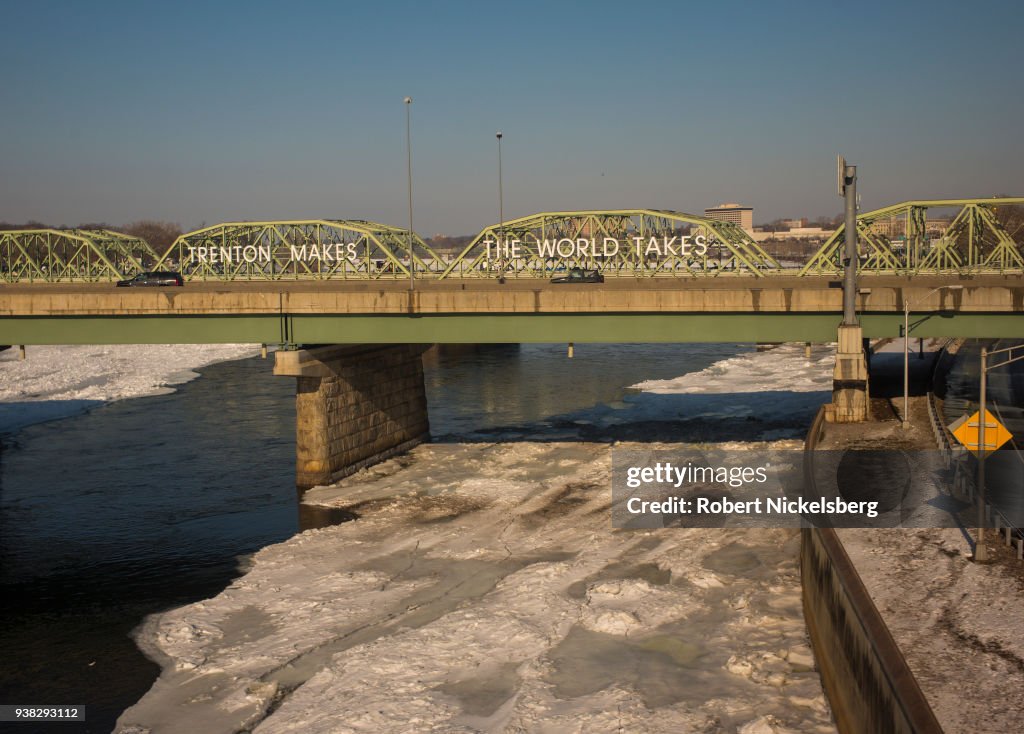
[424,343,749,440]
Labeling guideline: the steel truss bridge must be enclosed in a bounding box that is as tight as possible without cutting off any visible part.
[0,229,158,282]
[800,198,1024,275]
[438,209,779,278]
[158,220,443,280]
[2,198,1021,283]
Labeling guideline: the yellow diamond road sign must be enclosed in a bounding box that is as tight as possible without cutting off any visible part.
[949,410,1013,457]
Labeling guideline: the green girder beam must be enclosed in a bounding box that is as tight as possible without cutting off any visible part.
[2,312,1021,346]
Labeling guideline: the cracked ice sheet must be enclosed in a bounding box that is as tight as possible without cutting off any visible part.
[118,441,835,734]
[0,344,258,434]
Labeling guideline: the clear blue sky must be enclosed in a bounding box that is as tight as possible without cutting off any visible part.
[2,0,1021,235]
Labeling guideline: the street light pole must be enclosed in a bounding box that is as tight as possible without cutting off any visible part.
[496,131,504,279]
[902,285,962,427]
[405,96,414,290]
[841,161,858,326]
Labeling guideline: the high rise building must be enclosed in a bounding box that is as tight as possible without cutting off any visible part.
[704,203,754,234]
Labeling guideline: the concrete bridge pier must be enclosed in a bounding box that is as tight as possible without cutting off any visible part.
[274,344,430,490]
[827,324,870,422]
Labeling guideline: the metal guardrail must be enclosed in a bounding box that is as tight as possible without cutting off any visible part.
[926,392,960,469]
[802,405,944,734]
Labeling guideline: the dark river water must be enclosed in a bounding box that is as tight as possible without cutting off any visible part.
[0,342,766,733]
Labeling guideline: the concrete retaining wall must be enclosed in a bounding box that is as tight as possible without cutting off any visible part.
[802,407,942,733]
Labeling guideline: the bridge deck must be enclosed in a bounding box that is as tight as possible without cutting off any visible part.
[3,275,1022,315]
[2,276,1021,345]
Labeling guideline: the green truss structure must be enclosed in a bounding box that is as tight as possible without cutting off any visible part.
[4,199,1022,283]
[0,228,158,282]
[439,209,781,278]
[800,198,1024,276]
[155,220,442,280]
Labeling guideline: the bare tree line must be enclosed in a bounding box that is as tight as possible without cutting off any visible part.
[0,220,184,251]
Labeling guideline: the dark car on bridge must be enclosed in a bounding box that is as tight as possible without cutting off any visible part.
[116,271,184,287]
[551,267,604,284]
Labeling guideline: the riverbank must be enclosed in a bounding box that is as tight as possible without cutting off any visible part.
[819,342,1024,732]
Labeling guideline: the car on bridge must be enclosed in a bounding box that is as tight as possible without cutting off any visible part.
[116,271,184,287]
[551,268,604,284]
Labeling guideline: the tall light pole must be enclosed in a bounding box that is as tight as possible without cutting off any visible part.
[902,284,962,427]
[496,131,504,279]
[974,343,1024,562]
[839,157,858,326]
[404,96,414,290]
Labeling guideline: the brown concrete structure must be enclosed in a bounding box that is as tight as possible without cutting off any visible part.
[274,344,430,489]
[828,324,870,423]
[2,275,1021,317]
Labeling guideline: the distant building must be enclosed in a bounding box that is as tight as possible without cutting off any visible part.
[704,203,754,235]
[868,217,953,239]
[868,218,904,238]
[927,218,953,236]
[751,226,833,243]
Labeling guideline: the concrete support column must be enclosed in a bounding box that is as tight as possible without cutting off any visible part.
[827,325,869,423]
[274,344,430,489]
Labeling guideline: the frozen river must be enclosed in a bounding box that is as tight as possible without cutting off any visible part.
[1,342,836,733]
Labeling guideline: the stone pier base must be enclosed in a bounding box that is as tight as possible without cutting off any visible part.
[826,324,869,423]
[274,344,430,489]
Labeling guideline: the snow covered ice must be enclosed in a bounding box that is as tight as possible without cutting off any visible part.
[630,343,833,396]
[118,441,835,734]
[0,344,258,434]
[114,344,838,734]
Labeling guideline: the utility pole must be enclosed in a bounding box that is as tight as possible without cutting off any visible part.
[830,156,868,423]
[840,158,858,325]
